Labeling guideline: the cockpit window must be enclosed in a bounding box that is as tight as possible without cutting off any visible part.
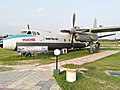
[21,30,40,35]
[37,32,40,35]
[27,31,31,34]
[21,31,27,34]
[32,31,36,35]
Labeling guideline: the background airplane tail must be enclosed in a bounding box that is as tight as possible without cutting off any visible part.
[93,18,97,28]
[89,18,97,33]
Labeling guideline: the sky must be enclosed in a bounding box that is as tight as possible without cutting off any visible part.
[0,0,120,39]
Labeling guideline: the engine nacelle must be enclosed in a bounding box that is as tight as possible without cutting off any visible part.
[75,33,98,42]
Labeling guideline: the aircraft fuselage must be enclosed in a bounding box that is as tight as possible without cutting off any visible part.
[1,30,86,50]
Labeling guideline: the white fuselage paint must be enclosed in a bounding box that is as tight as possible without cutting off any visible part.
[2,30,84,50]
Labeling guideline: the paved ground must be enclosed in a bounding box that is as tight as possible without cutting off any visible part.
[0,50,119,90]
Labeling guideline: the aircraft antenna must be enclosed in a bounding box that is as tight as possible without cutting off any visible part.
[73,13,76,27]
[93,18,97,28]
[27,24,30,30]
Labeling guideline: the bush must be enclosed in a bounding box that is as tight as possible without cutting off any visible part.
[62,64,80,69]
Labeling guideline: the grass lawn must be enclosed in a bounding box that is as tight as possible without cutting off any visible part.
[0,48,89,65]
[101,47,120,50]
[0,46,119,65]
[55,52,120,90]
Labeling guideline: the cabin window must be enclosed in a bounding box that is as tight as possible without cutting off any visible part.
[64,39,66,42]
[32,31,36,35]
[69,39,70,42]
[37,32,40,35]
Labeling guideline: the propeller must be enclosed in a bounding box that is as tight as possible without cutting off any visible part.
[71,33,75,47]
[73,13,76,27]
[71,13,76,47]
[60,29,70,33]
[60,13,82,47]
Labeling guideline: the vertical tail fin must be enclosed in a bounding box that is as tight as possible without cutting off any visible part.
[93,18,97,28]
[89,18,97,33]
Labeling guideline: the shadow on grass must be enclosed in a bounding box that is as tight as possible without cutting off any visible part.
[76,72,84,80]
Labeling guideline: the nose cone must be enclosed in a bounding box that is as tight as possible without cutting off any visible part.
[70,28,76,33]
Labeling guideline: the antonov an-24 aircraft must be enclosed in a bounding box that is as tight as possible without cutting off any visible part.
[0,13,120,50]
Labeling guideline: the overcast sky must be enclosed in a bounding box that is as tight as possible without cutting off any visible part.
[0,0,120,39]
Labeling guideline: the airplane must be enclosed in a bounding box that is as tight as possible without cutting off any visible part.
[0,13,120,52]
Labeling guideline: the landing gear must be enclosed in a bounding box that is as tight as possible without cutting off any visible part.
[87,42,100,54]
[61,48,68,54]
[0,41,3,48]
[0,44,3,48]
[89,43,94,54]
[95,42,100,53]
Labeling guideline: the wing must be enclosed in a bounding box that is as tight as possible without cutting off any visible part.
[90,26,120,33]
[98,33,116,38]
[60,26,120,34]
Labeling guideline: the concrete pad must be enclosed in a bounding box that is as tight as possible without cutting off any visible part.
[0,50,119,90]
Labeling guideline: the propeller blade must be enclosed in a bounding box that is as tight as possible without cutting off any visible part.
[60,30,70,33]
[71,33,75,47]
[73,13,76,27]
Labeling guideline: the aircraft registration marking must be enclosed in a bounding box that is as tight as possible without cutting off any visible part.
[22,38,36,41]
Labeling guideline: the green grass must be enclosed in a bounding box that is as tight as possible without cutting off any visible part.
[0,48,89,65]
[99,39,118,47]
[62,64,80,69]
[59,49,89,61]
[0,48,17,58]
[55,52,120,90]
[101,47,120,50]
[0,47,119,65]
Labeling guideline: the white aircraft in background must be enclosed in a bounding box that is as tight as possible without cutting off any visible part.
[0,13,120,50]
